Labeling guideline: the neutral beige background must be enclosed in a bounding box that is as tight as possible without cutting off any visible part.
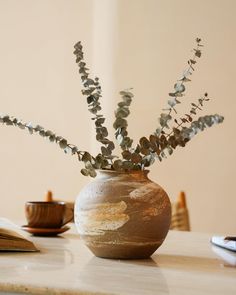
[0,0,235,234]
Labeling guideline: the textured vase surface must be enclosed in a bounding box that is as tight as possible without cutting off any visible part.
[75,170,171,259]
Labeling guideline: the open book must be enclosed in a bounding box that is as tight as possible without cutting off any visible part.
[0,218,38,252]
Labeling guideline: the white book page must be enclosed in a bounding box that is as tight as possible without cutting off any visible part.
[0,218,27,240]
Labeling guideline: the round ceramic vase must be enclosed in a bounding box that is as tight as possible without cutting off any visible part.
[75,170,171,259]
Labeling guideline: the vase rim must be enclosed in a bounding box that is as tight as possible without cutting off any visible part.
[98,169,150,175]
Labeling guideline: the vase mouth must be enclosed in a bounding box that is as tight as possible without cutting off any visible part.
[98,169,150,176]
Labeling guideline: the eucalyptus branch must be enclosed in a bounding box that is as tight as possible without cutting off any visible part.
[0,114,109,177]
[166,92,209,139]
[159,114,224,158]
[73,42,115,160]
[131,113,224,168]
[173,114,224,147]
[155,38,203,135]
[0,39,224,176]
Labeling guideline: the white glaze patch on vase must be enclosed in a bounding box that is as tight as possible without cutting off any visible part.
[129,183,159,199]
[75,201,129,236]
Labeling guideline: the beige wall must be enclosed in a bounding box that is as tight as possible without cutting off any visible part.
[0,0,94,219]
[0,0,235,234]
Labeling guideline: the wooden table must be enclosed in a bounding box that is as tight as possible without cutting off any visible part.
[0,225,236,295]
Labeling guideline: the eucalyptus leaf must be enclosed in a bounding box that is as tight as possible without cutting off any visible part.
[159,113,172,128]
[122,150,132,160]
[81,168,89,176]
[101,146,110,156]
[174,83,185,93]
[118,102,127,108]
[88,169,97,178]
[95,117,105,126]
[34,125,43,132]
[113,118,128,129]
[140,147,149,156]
[155,128,162,136]
[194,49,201,58]
[108,142,115,150]
[71,146,78,154]
[115,108,130,118]
[87,95,95,104]
[122,161,133,170]
[100,127,108,137]
[119,90,134,98]
[131,153,142,164]
[85,161,93,170]
[45,130,54,137]
[139,137,150,149]
[113,160,123,171]
[122,96,132,105]
[82,152,92,162]
[59,139,67,149]
[49,135,55,142]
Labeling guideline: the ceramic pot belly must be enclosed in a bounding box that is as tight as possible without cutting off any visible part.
[75,170,171,259]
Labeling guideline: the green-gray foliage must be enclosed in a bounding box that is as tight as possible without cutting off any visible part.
[73,41,115,161]
[113,89,134,151]
[0,38,224,176]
